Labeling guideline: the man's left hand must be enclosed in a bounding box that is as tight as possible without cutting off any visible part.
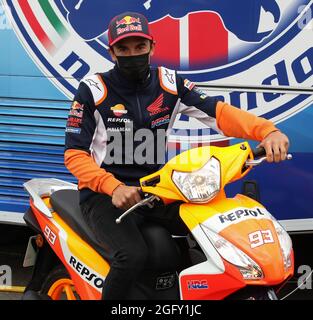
[259,131,290,163]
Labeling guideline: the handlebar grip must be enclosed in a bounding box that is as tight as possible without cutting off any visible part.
[138,189,146,199]
[252,147,266,158]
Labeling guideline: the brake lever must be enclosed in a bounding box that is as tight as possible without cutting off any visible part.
[115,195,158,224]
[245,154,292,166]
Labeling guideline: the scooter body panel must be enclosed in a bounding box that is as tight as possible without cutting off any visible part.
[30,199,106,300]
[178,194,294,299]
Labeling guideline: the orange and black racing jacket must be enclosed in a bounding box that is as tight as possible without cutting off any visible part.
[64,65,278,203]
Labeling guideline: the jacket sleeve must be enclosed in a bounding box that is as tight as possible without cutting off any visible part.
[215,101,279,141]
[177,75,278,141]
[64,82,123,196]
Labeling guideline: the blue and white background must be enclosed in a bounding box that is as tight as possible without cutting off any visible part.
[0,1,312,230]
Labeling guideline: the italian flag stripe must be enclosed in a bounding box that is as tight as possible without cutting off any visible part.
[17,0,69,55]
[38,0,68,38]
[18,0,56,53]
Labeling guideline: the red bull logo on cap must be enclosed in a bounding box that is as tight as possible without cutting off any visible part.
[116,15,141,27]
[115,15,143,35]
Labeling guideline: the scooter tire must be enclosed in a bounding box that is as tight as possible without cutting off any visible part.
[40,265,78,300]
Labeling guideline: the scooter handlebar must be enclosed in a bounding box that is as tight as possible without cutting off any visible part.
[252,147,266,159]
[252,146,292,160]
[138,189,146,199]
[247,147,292,166]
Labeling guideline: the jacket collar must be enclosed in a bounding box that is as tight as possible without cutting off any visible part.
[109,64,153,90]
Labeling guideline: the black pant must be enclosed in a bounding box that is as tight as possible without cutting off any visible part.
[80,193,188,300]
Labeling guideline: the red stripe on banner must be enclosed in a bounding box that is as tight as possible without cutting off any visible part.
[167,141,181,150]
[210,140,230,147]
[18,0,56,53]
[188,12,228,68]
[150,16,180,68]
[169,140,230,150]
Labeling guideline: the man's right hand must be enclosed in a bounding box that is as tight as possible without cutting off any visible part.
[111,185,142,210]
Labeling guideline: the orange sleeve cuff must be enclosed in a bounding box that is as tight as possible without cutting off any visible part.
[216,101,279,141]
[64,149,124,196]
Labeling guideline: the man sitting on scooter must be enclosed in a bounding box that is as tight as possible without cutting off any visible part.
[64,11,289,300]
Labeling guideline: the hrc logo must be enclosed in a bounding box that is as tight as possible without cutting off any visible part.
[187,280,209,290]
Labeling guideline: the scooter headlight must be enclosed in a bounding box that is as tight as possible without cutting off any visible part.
[272,220,293,270]
[200,224,263,280]
[172,157,220,203]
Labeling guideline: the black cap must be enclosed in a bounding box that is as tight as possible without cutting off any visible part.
[108,12,153,46]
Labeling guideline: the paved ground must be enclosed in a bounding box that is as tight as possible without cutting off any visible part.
[0,225,34,300]
[0,225,312,300]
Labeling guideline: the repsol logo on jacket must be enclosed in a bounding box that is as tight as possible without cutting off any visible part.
[69,256,104,289]
[219,208,265,224]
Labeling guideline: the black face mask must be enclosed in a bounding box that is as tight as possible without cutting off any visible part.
[116,53,150,83]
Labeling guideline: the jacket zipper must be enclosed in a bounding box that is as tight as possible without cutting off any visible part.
[136,91,143,126]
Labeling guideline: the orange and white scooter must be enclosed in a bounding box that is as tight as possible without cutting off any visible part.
[22,142,293,300]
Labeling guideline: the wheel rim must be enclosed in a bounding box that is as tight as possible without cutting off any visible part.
[47,278,76,300]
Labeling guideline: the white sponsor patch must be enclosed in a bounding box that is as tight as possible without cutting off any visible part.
[202,206,273,233]
[82,74,107,106]
[159,67,177,95]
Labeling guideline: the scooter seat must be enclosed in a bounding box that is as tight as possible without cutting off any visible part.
[50,189,108,257]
